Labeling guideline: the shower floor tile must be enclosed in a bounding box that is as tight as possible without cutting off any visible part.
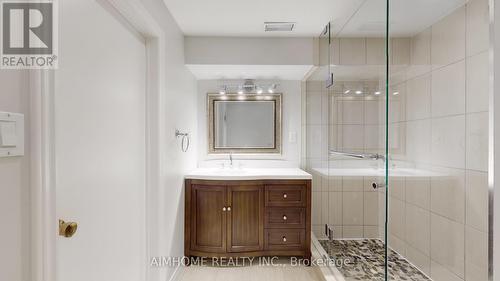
[319,239,431,281]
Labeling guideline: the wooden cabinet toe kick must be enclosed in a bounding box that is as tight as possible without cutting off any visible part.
[184,179,311,262]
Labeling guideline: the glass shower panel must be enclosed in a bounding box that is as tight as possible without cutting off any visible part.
[387,0,490,280]
[306,0,390,279]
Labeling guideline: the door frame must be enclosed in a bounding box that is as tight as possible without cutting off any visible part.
[30,1,166,281]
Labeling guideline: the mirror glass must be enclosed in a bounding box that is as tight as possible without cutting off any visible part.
[215,101,274,148]
[208,94,281,154]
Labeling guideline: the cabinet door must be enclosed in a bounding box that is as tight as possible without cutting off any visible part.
[190,185,226,253]
[227,185,264,252]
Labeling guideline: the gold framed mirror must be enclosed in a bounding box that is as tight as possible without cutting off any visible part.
[208,93,282,154]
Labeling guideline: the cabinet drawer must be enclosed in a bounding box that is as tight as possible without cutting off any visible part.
[265,207,305,228]
[264,229,305,250]
[265,185,306,207]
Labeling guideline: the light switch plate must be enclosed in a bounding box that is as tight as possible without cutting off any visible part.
[0,112,24,157]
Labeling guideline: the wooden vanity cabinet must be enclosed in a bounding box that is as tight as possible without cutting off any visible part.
[185,179,311,260]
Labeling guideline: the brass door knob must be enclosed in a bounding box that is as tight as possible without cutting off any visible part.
[59,219,78,238]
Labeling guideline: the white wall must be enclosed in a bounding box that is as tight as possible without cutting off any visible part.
[0,70,31,281]
[197,79,302,168]
[185,37,315,65]
[140,1,198,281]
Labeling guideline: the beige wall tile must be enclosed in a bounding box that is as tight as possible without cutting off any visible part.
[431,168,466,223]
[465,226,488,281]
[339,100,364,124]
[343,177,364,192]
[431,115,466,169]
[466,0,490,57]
[342,192,363,225]
[366,38,385,65]
[406,246,431,277]
[431,214,465,278]
[431,60,466,118]
[431,6,466,67]
[306,92,322,125]
[466,170,488,232]
[466,51,489,113]
[389,198,406,239]
[431,260,465,281]
[327,176,342,192]
[364,192,379,225]
[312,192,322,225]
[328,192,343,225]
[339,38,366,65]
[405,204,431,255]
[406,74,431,120]
[339,125,364,151]
[363,226,379,238]
[342,226,364,238]
[389,177,406,201]
[406,177,431,209]
[406,119,432,164]
[392,38,411,65]
[466,112,488,172]
[409,28,432,78]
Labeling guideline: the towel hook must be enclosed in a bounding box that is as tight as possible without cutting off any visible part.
[175,129,190,152]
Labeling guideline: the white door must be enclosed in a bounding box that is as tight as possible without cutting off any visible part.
[55,1,146,281]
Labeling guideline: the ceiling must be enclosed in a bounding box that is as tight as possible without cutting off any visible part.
[163,0,466,38]
[162,0,365,37]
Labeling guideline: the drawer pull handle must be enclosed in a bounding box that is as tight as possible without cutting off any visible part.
[222,207,226,211]
[283,193,288,199]
[283,215,287,221]
[282,236,287,242]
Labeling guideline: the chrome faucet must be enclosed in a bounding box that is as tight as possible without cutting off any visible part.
[229,152,233,168]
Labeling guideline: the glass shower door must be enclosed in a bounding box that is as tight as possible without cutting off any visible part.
[309,0,490,280]
[307,0,391,279]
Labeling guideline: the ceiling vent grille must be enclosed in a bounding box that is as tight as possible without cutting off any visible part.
[264,22,295,32]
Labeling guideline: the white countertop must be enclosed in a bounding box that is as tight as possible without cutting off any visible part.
[185,168,312,180]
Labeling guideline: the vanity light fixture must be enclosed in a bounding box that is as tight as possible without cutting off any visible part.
[219,86,227,95]
[217,81,278,94]
[268,84,277,94]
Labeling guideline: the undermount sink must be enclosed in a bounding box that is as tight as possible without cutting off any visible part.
[185,168,312,180]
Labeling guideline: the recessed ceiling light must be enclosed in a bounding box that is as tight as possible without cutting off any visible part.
[264,22,295,32]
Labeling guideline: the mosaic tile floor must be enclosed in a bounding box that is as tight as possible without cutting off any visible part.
[319,239,431,281]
